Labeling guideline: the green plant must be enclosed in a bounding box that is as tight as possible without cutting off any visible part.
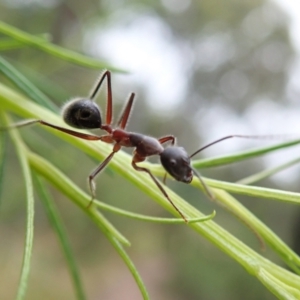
[0,22,300,300]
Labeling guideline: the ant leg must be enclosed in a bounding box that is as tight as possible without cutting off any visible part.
[1,119,105,141]
[158,135,175,184]
[39,120,108,140]
[89,70,113,125]
[158,135,175,145]
[132,159,187,222]
[0,119,41,130]
[117,93,135,129]
[87,144,121,208]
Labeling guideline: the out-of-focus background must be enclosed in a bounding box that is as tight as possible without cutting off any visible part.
[1,0,300,299]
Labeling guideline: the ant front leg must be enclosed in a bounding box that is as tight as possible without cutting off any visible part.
[89,70,113,126]
[158,135,176,184]
[117,93,135,130]
[132,154,187,222]
[158,135,175,145]
[87,143,121,208]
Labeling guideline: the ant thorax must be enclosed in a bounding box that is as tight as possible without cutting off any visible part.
[129,133,164,157]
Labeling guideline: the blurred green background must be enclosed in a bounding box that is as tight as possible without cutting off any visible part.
[1,0,300,299]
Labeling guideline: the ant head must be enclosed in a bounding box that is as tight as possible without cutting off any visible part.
[160,147,193,183]
[62,98,102,129]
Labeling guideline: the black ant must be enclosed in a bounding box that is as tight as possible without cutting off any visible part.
[3,70,272,222]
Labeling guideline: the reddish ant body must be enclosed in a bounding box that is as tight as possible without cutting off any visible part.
[5,70,265,222]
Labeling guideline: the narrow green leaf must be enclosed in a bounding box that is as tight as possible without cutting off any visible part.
[34,175,86,300]
[95,199,216,223]
[0,38,28,51]
[0,55,58,112]
[0,34,50,51]
[0,21,123,71]
[0,116,7,205]
[237,156,300,185]
[27,152,150,299]
[258,268,300,300]
[151,166,300,205]
[151,165,300,273]
[104,235,150,300]
[204,178,300,204]
[208,188,300,274]
[27,151,130,246]
[1,113,35,300]
[193,139,300,168]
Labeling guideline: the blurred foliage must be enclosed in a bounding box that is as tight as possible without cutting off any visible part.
[1,0,300,299]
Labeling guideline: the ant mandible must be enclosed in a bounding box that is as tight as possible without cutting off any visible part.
[7,70,262,222]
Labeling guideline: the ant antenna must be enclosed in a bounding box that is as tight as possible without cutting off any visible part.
[190,134,282,158]
[185,134,291,201]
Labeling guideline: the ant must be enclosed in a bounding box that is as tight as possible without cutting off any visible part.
[3,70,270,222]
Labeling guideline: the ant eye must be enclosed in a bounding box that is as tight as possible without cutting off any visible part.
[170,159,176,166]
[80,109,91,119]
[62,98,102,129]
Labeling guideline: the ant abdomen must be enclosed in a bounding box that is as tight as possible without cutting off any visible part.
[62,98,102,129]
